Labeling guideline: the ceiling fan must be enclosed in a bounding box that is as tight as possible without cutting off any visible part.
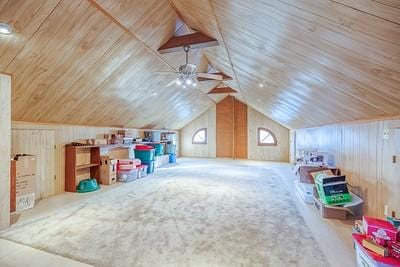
[154,46,223,88]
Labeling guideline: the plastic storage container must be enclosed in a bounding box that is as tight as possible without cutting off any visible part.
[141,160,155,174]
[155,155,169,168]
[137,165,148,178]
[134,148,155,161]
[169,153,176,163]
[294,180,314,204]
[149,143,164,156]
[165,144,176,154]
[117,169,138,182]
[135,145,154,150]
[144,131,161,142]
[353,234,400,267]
[117,159,136,171]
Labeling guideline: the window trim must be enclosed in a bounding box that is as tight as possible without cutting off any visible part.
[257,127,277,146]
[192,128,207,144]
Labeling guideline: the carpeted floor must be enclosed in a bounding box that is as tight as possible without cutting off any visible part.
[1,159,328,267]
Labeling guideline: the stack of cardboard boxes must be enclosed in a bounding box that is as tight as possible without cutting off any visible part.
[11,154,37,212]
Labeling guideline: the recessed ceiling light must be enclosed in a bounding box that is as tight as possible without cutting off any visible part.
[152,92,158,96]
[0,23,13,35]
[193,109,197,112]
[258,83,264,88]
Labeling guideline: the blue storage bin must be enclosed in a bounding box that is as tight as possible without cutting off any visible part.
[168,153,176,163]
[141,160,155,174]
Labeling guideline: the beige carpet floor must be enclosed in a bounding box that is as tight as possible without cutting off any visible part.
[1,159,328,267]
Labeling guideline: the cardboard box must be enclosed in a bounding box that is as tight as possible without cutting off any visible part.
[362,238,389,257]
[314,195,348,219]
[10,160,16,212]
[85,139,107,145]
[363,216,398,242]
[13,154,36,212]
[94,139,107,145]
[100,156,117,185]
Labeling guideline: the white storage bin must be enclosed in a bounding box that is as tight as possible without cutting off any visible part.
[117,169,138,182]
[294,180,315,204]
[137,165,148,179]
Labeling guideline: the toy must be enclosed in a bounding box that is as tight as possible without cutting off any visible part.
[312,170,352,205]
[362,237,389,257]
[363,217,399,243]
[390,242,400,260]
[373,229,392,247]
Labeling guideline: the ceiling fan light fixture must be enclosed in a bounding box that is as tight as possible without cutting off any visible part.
[185,78,193,85]
[0,22,13,35]
[176,77,184,86]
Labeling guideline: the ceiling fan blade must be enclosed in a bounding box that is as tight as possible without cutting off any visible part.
[166,78,178,87]
[152,71,179,76]
[196,73,223,80]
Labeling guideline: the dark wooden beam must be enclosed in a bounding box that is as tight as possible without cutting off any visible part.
[158,32,219,54]
[207,86,238,94]
[198,72,232,81]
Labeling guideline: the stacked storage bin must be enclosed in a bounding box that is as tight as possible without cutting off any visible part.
[136,165,148,178]
[165,143,177,163]
[117,159,139,182]
[134,145,155,174]
[149,143,164,156]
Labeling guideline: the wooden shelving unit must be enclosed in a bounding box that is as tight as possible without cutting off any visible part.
[76,163,100,170]
[65,145,100,192]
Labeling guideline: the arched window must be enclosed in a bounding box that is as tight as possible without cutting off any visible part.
[257,128,277,146]
[192,128,207,144]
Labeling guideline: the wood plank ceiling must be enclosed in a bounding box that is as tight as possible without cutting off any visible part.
[0,0,399,129]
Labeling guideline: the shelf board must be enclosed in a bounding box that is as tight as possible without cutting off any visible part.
[66,145,100,149]
[76,163,99,170]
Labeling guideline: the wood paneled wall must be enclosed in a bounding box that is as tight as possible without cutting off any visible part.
[248,107,290,162]
[12,129,56,199]
[294,119,400,218]
[181,101,289,161]
[180,106,216,158]
[12,122,180,196]
[216,96,235,158]
[0,74,11,229]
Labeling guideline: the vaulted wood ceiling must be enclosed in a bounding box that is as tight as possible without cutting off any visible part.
[0,0,399,129]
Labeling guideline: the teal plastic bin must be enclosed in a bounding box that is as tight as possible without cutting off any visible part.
[134,148,155,161]
[142,160,155,174]
[149,143,164,156]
